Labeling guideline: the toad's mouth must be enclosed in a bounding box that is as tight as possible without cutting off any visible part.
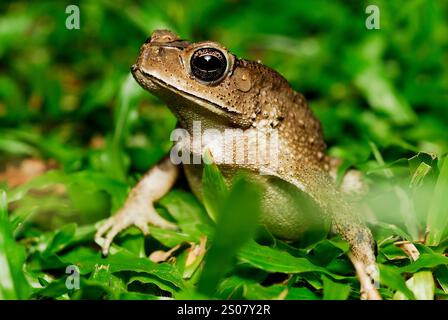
[131,65,244,125]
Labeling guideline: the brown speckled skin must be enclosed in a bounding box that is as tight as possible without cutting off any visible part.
[132,30,376,268]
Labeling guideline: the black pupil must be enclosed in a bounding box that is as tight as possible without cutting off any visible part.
[196,55,221,70]
[191,49,226,82]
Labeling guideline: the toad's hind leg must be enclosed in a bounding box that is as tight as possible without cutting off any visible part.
[340,220,381,300]
[326,158,380,299]
[95,156,179,255]
[327,196,381,299]
[284,167,381,300]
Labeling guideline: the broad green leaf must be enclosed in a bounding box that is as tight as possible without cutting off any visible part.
[394,271,435,300]
[128,274,179,295]
[322,276,351,300]
[300,273,324,290]
[310,239,348,265]
[375,222,413,242]
[238,240,346,280]
[148,226,193,247]
[32,278,71,300]
[159,190,213,239]
[216,276,246,299]
[59,247,184,289]
[89,264,127,299]
[380,243,409,261]
[325,258,354,276]
[379,264,415,300]
[216,271,267,299]
[398,253,448,274]
[42,223,77,257]
[71,279,123,300]
[115,228,146,257]
[434,266,448,294]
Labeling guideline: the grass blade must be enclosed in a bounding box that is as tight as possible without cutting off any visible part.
[0,190,31,299]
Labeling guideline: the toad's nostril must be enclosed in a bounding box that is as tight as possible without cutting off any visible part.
[131,63,142,76]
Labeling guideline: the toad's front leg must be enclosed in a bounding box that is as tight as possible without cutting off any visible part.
[95,156,178,255]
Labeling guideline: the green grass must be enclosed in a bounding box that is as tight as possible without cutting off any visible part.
[0,0,447,300]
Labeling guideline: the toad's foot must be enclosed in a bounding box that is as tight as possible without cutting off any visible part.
[349,253,381,300]
[95,202,177,255]
[95,156,179,255]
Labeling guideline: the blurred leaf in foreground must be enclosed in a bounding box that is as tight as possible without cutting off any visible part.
[426,155,448,246]
[197,175,263,296]
[202,150,229,221]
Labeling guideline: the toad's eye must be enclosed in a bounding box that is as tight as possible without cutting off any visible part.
[190,48,227,83]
